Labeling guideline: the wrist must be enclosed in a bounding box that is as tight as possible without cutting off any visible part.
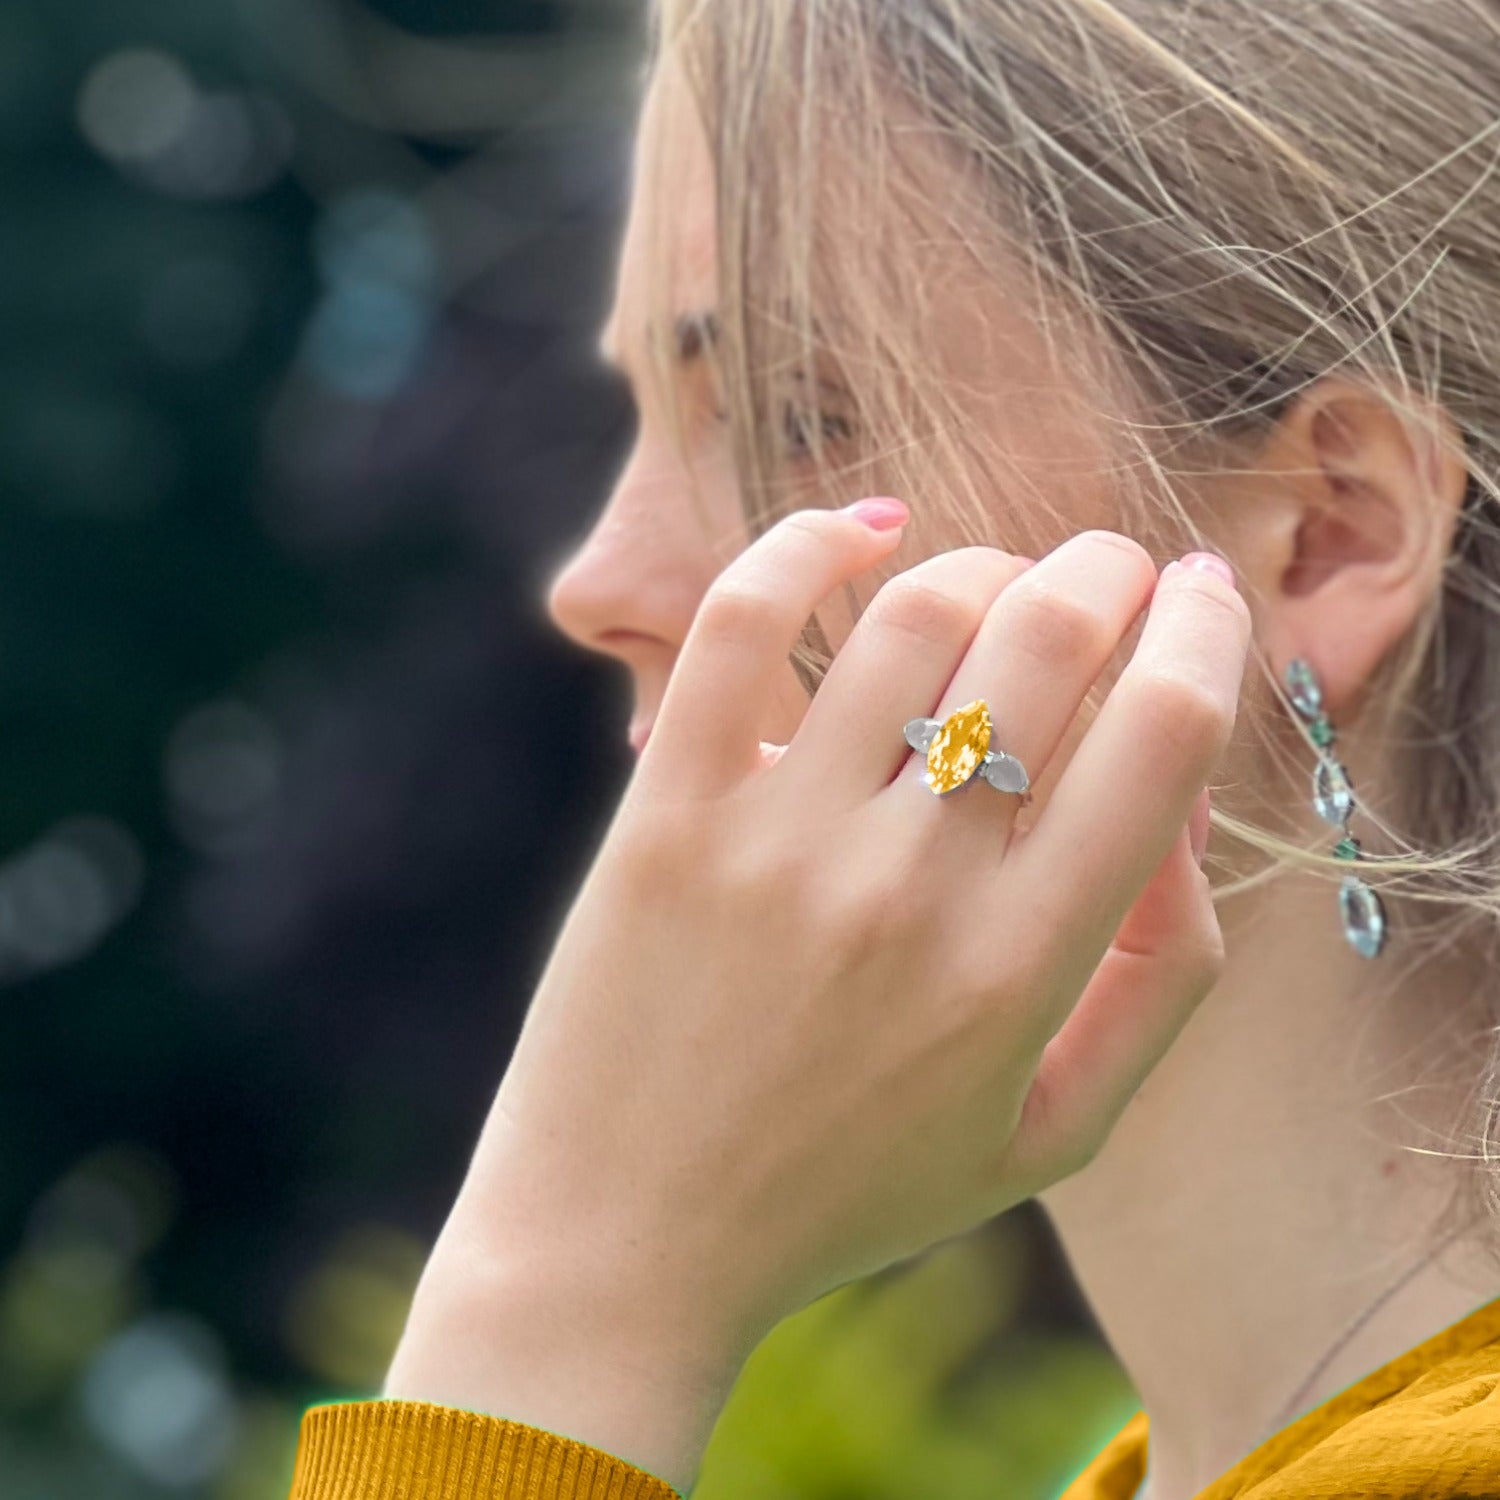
[384,1229,754,1495]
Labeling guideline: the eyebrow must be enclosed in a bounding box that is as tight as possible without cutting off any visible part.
[598,308,720,378]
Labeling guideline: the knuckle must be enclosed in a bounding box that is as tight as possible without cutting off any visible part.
[1184,936,1227,993]
[717,824,819,912]
[612,799,705,878]
[1042,1119,1101,1184]
[823,856,919,956]
[956,943,1058,1051]
[1006,1072,1097,1186]
[777,508,830,544]
[1078,528,1156,571]
[934,543,1029,582]
[1006,586,1112,668]
[695,582,783,645]
[867,575,985,651]
[605,827,690,911]
[822,888,894,964]
[1173,908,1228,984]
[1135,669,1234,762]
[1174,569,1252,630]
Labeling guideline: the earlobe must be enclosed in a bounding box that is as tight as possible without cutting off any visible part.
[1257,376,1469,717]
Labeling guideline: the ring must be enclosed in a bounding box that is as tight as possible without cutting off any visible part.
[904,699,1032,802]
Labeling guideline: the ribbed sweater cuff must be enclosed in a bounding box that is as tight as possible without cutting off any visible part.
[290,1399,684,1500]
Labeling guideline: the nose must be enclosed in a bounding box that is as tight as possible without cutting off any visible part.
[546,527,640,662]
[543,458,705,669]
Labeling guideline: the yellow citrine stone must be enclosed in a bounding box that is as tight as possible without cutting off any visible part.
[925,699,992,794]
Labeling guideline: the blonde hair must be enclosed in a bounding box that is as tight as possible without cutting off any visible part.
[642,0,1500,1256]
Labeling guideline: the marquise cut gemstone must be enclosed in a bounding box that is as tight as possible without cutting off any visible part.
[926,699,992,794]
[1340,874,1387,959]
[1284,657,1323,720]
[1313,757,1355,825]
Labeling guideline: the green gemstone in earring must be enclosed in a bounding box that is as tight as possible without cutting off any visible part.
[1285,654,1388,958]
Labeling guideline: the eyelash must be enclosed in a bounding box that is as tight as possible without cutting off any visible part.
[712,399,856,460]
[780,401,855,457]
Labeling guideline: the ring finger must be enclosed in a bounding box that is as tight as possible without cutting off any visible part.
[885,529,1160,840]
[771,545,1036,807]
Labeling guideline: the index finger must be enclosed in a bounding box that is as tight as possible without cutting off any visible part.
[635,499,909,802]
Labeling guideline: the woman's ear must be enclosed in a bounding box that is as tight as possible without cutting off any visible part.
[1233,375,1469,718]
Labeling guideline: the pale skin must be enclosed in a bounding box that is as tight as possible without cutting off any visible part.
[384,54,1500,1500]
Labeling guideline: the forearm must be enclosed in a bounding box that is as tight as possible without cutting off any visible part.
[382,1232,752,1497]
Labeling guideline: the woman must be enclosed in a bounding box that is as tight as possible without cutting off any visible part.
[288,2,1500,1497]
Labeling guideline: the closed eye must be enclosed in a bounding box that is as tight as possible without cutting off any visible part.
[712,373,859,463]
[778,400,856,459]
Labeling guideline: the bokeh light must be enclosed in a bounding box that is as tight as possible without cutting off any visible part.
[78,48,293,201]
[11,1,1124,1494]
[281,1226,426,1391]
[80,1313,239,1487]
[77,49,197,164]
[0,819,145,982]
[26,1144,178,1265]
[165,700,283,856]
[300,190,437,400]
[0,1238,140,1406]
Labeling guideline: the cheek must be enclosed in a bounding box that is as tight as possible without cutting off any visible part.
[922,291,1130,553]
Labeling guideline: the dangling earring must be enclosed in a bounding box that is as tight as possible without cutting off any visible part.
[1283,657,1388,958]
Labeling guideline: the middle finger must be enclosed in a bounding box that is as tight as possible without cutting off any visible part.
[886,529,1159,833]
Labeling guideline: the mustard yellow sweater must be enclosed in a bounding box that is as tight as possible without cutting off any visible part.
[288,1293,1500,1499]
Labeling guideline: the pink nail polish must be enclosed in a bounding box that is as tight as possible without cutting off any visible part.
[843,497,909,531]
[1181,550,1236,588]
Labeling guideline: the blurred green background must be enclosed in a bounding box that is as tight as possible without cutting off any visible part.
[1,0,1139,1494]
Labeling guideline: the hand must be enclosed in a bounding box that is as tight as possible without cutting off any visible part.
[385,505,1250,1491]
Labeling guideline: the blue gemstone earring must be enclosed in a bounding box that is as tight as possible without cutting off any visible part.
[1283,657,1387,958]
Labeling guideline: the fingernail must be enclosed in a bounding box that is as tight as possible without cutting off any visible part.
[843,497,909,531]
[1180,550,1236,588]
[1189,786,1211,866]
